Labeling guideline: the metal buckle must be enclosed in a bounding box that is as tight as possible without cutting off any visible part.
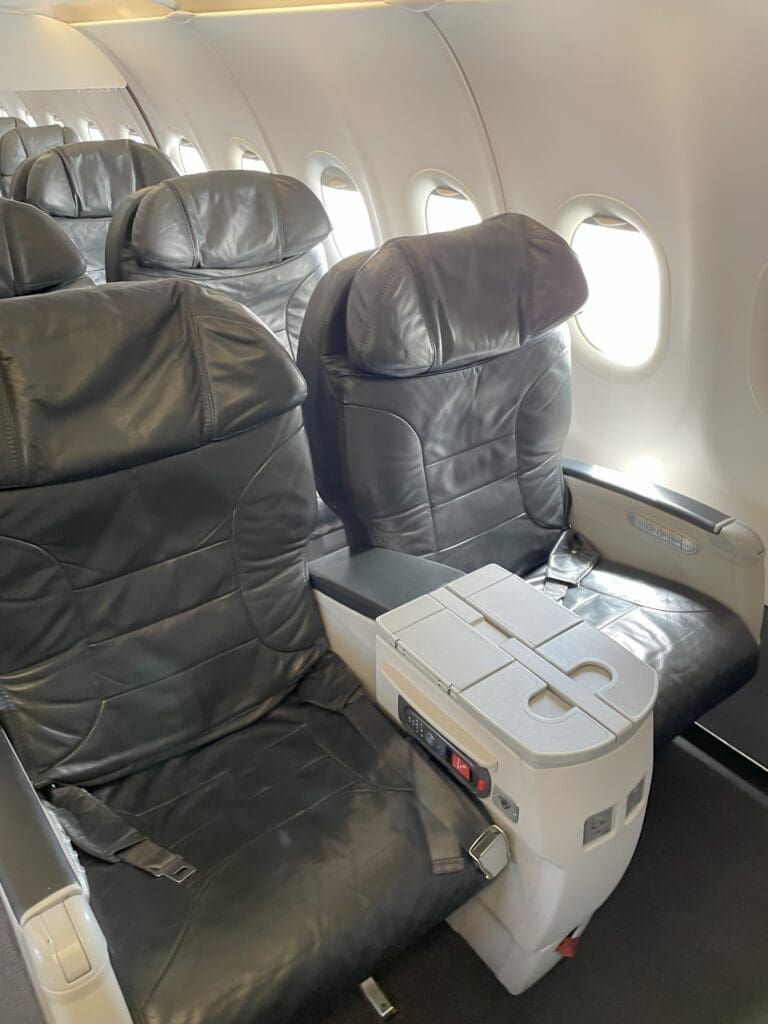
[468,825,510,881]
[120,840,197,884]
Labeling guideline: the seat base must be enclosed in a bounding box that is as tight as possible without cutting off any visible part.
[527,561,759,746]
[80,653,485,1024]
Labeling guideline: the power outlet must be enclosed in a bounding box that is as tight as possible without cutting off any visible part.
[583,807,613,845]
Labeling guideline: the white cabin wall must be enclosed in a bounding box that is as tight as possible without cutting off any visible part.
[434,0,768,546]
[81,7,504,239]
[76,0,768,553]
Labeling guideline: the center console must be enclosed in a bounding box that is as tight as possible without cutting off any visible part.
[375,563,657,993]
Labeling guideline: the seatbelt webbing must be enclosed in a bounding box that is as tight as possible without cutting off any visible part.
[48,785,196,884]
[343,697,507,879]
[543,529,600,602]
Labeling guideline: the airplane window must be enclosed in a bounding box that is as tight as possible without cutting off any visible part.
[0,107,7,117]
[320,166,376,257]
[126,128,145,144]
[241,150,269,173]
[22,110,36,127]
[50,114,64,126]
[571,215,661,367]
[87,122,105,141]
[425,186,481,234]
[178,139,208,175]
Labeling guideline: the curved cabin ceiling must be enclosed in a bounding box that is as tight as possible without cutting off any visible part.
[0,0,380,22]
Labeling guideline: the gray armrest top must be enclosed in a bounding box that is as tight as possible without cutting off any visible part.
[0,730,76,921]
[563,458,732,534]
[310,548,464,619]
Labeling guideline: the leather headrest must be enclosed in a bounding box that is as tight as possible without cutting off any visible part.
[0,280,306,488]
[0,125,78,176]
[128,171,331,270]
[22,140,178,219]
[0,117,23,139]
[0,198,87,298]
[346,214,588,377]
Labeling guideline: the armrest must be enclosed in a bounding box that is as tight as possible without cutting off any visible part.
[310,548,464,619]
[563,458,731,534]
[563,458,765,638]
[0,729,77,922]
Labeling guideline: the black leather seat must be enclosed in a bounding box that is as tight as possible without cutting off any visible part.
[0,197,92,297]
[297,214,759,747]
[0,123,78,197]
[0,279,488,1023]
[106,169,332,359]
[106,168,345,556]
[10,139,177,283]
[0,116,24,196]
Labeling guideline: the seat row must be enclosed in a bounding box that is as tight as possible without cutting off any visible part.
[0,133,762,1023]
[0,129,760,750]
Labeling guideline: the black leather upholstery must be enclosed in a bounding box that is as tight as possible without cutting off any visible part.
[0,279,486,1022]
[297,214,759,742]
[299,216,585,572]
[12,140,177,284]
[0,124,78,197]
[0,117,24,196]
[0,198,90,298]
[106,170,331,358]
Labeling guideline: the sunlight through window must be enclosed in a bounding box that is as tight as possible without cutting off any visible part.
[178,139,208,175]
[241,149,269,173]
[425,186,481,234]
[320,166,375,257]
[571,216,661,367]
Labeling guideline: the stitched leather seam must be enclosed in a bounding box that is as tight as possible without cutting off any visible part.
[166,179,199,268]
[67,539,230,591]
[343,403,438,552]
[396,241,439,371]
[187,294,216,440]
[0,357,22,484]
[430,467,520,511]
[433,509,528,556]
[87,588,241,647]
[424,429,517,468]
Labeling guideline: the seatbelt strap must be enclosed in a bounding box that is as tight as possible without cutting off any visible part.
[47,785,196,884]
[343,697,509,880]
[543,529,600,602]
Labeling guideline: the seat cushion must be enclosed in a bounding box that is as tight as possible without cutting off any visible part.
[527,562,759,746]
[82,653,485,1024]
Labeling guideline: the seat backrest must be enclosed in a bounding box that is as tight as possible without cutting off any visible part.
[0,197,91,298]
[0,123,78,196]
[0,279,325,788]
[297,214,588,575]
[12,139,178,284]
[0,116,24,195]
[106,170,332,357]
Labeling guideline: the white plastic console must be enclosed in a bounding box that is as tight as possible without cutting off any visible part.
[376,564,658,994]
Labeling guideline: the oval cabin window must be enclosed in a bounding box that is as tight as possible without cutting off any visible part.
[126,128,145,144]
[241,150,269,173]
[87,122,105,141]
[178,139,208,175]
[50,114,64,127]
[320,166,376,258]
[22,110,36,127]
[571,215,661,367]
[425,185,481,234]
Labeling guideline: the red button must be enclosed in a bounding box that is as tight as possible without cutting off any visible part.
[451,751,472,781]
[476,778,487,793]
[556,935,581,958]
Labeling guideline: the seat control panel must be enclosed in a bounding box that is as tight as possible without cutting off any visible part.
[398,696,491,798]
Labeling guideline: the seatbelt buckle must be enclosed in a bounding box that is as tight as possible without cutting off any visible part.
[468,825,510,881]
[120,840,197,884]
